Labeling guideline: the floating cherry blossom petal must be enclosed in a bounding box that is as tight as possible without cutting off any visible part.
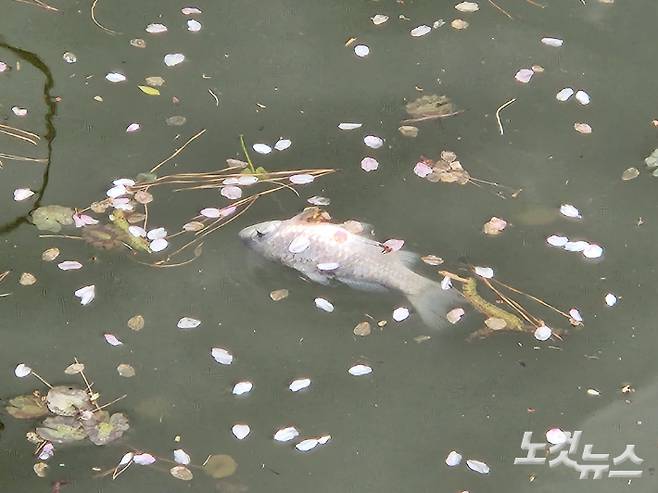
[58,261,82,271]
[200,208,220,218]
[126,123,141,132]
[187,19,202,32]
[575,90,591,105]
[274,138,292,151]
[128,226,146,237]
[569,308,583,322]
[237,175,258,186]
[446,308,465,324]
[12,106,27,116]
[74,285,95,305]
[13,188,34,201]
[317,262,339,271]
[73,213,98,227]
[354,44,369,57]
[383,239,404,252]
[289,378,311,392]
[181,7,202,14]
[164,53,185,66]
[546,428,567,445]
[147,227,167,240]
[314,298,334,312]
[393,307,409,322]
[371,14,389,25]
[338,123,362,130]
[119,452,134,466]
[441,276,452,290]
[318,435,331,445]
[559,204,581,218]
[564,240,589,252]
[364,135,384,149]
[232,381,253,395]
[605,293,617,306]
[177,317,201,329]
[534,325,552,341]
[410,25,432,37]
[220,206,237,217]
[515,68,534,83]
[289,174,314,184]
[38,443,55,460]
[0,61,7,73]
[211,347,233,365]
[146,23,167,33]
[150,238,168,252]
[556,87,574,101]
[360,157,379,172]
[574,122,592,134]
[296,439,318,452]
[15,363,32,377]
[307,195,330,206]
[252,143,272,154]
[348,364,372,376]
[466,459,490,474]
[446,450,462,466]
[133,453,156,465]
[289,236,310,253]
[414,161,433,178]
[541,37,563,47]
[106,185,127,198]
[422,255,444,266]
[104,333,123,346]
[221,186,242,199]
[546,235,569,247]
[483,217,507,235]
[105,72,126,83]
[474,266,494,278]
[232,424,250,440]
[274,427,299,442]
[173,449,191,465]
[583,244,603,259]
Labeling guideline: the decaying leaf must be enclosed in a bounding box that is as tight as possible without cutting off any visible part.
[117,363,136,377]
[270,289,289,301]
[621,167,639,181]
[84,412,130,445]
[31,205,74,233]
[170,465,194,480]
[203,454,238,479]
[46,386,93,416]
[353,321,371,336]
[127,315,145,331]
[405,94,456,119]
[33,462,48,477]
[36,416,88,444]
[483,217,508,236]
[64,363,85,375]
[41,248,60,262]
[19,273,37,286]
[6,394,49,419]
[421,255,444,266]
[398,125,419,137]
[484,317,507,331]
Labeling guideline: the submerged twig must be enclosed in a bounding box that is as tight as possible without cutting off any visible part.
[400,110,464,125]
[0,153,47,163]
[13,0,59,11]
[488,0,513,19]
[91,0,120,35]
[495,98,516,136]
[208,88,219,106]
[150,129,206,173]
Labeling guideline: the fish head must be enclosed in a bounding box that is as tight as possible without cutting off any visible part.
[238,220,283,256]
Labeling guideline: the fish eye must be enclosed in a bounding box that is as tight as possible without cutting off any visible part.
[255,229,265,239]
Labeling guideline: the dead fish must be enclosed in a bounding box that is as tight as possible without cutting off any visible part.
[239,208,460,326]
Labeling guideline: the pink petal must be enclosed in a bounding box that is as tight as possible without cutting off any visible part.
[383,239,404,252]
[413,161,433,178]
[515,68,534,83]
[104,333,123,346]
[360,157,379,172]
[200,208,221,218]
[221,186,242,199]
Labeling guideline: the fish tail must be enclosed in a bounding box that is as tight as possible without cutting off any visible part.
[406,278,462,328]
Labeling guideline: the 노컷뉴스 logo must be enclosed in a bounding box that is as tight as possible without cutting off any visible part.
[514,430,644,479]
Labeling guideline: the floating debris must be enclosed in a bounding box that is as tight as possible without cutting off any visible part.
[289,378,311,392]
[604,293,617,306]
[556,87,574,101]
[174,449,191,465]
[14,188,34,201]
[211,347,234,365]
[127,315,145,331]
[575,90,591,105]
[314,297,334,312]
[410,25,432,37]
[164,53,185,66]
[231,424,250,440]
[574,122,592,134]
[371,14,389,25]
[546,428,567,445]
[398,125,419,137]
[446,450,463,466]
[354,44,370,57]
[105,72,126,83]
[232,381,253,395]
[274,426,299,442]
[177,317,201,329]
[41,248,60,261]
[353,321,371,336]
[559,204,581,219]
[534,325,552,341]
[621,167,639,181]
[515,68,534,84]
[483,217,507,235]
[74,285,95,305]
[451,19,469,29]
[269,289,289,301]
[541,37,563,47]
[170,465,193,480]
[392,307,409,322]
[203,454,237,479]
[19,273,37,286]
[447,307,465,324]
[466,459,490,474]
[338,122,362,130]
[117,364,135,377]
[14,363,32,377]
[360,157,379,172]
[348,364,372,376]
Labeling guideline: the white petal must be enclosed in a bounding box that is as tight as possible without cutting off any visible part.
[295,438,318,452]
[582,244,603,259]
[126,123,141,132]
[173,449,191,465]
[317,434,331,445]
[289,236,310,253]
[515,68,534,83]
[119,452,134,466]
[569,308,583,322]
[74,285,95,305]
[145,23,167,33]
[546,428,567,445]
[147,227,167,240]
[564,240,589,252]
[274,426,299,442]
[106,185,127,198]
[348,364,372,376]
[534,325,552,341]
[604,293,617,306]
[237,175,258,186]
[58,261,83,271]
[440,276,453,290]
[221,186,242,199]
[128,225,146,237]
[575,90,591,105]
[371,14,389,25]
[317,262,339,271]
[307,195,331,206]
[181,7,202,15]
[150,238,168,252]
[474,266,494,278]
[455,1,479,12]
[338,122,362,130]
[232,381,253,395]
[211,347,233,365]
[289,174,314,185]
[556,87,574,101]
[360,157,379,172]
[354,44,369,57]
[12,106,28,116]
[289,378,311,392]
[559,204,581,218]
[177,317,201,329]
[104,333,123,346]
[541,37,563,47]
[445,450,462,466]
[466,459,490,474]
[363,135,384,149]
[546,235,569,247]
[200,208,220,218]
[314,297,334,312]
[187,19,202,32]
[446,307,465,324]
[410,25,432,37]
[105,72,126,83]
[392,307,409,322]
[14,363,32,377]
[232,424,250,440]
[133,453,156,465]
[252,143,272,154]
[274,138,292,151]
[13,188,34,201]
[115,177,136,187]
[164,53,185,67]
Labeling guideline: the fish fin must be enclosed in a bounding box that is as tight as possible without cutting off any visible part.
[336,277,388,292]
[406,279,463,328]
[342,220,376,237]
[394,250,419,267]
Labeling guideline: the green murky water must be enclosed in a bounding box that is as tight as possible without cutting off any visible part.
[2,1,657,492]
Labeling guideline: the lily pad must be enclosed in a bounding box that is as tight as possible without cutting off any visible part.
[84,411,130,445]
[6,394,49,419]
[31,205,74,232]
[203,454,238,479]
[36,416,88,443]
[46,386,93,416]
